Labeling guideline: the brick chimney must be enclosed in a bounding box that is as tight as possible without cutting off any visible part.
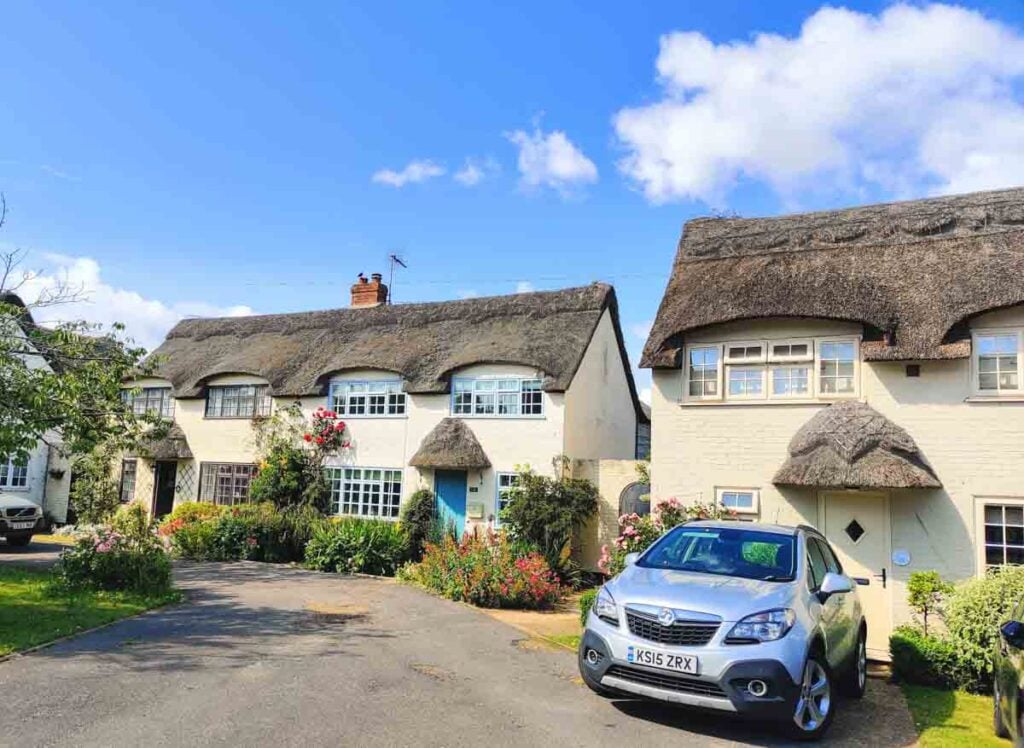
[350,272,388,308]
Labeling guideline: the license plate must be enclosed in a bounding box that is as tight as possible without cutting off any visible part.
[10,522,34,530]
[627,645,699,675]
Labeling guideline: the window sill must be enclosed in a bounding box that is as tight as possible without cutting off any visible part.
[965,396,1024,403]
[678,398,855,407]
[0,486,31,492]
[202,416,267,420]
[449,414,546,420]
[333,415,409,420]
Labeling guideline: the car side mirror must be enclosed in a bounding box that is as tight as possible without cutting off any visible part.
[624,552,639,567]
[818,572,853,602]
[1001,620,1024,649]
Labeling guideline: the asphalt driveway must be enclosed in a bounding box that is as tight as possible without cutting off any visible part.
[2,562,916,747]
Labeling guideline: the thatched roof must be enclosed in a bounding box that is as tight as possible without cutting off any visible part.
[149,284,643,411]
[773,402,940,489]
[642,187,1024,368]
[409,418,491,470]
[133,423,194,461]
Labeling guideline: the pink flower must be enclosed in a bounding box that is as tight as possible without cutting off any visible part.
[334,422,345,432]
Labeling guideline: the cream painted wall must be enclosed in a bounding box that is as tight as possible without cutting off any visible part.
[564,309,638,460]
[650,311,1024,630]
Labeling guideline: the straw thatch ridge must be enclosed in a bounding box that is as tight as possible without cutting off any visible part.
[133,423,194,461]
[641,187,1024,368]
[149,284,644,418]
[773,401,940,489]
[409,418,491,469]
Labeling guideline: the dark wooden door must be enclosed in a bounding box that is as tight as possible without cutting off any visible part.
[153,462,177,518]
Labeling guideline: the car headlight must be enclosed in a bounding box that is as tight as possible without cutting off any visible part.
[593,586,619,626]
[726,609,796,643]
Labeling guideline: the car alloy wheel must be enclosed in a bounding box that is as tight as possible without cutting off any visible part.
[856,637,867,692]
[793,658,831,733]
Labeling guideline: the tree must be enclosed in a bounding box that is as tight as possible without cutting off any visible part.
[907,570,953,636]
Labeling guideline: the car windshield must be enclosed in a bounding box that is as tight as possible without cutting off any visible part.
[637,526,796,582]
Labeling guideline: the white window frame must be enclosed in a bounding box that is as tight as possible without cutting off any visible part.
[726,365,767,400]
[494,472,521,525]
[813,337,860,399]
[0,455,29,490]
[723,340,767,365]
[975,497,1024,574]
[684,344,724,401]
[768,338,813,364]
[769,365,813,399]
[119,459,137,503]
[715,487,760,516]
[972,329,1023,397]
[325,466,403,520]
[328,379,407,417]
[199,462,258,506]
[450,377,544,418]
[205,385,272,419]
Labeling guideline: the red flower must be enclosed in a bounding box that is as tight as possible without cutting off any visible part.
[303,433,312,442]
[315,436,325,445]
[334,422,345,432]
[326,411,336,418]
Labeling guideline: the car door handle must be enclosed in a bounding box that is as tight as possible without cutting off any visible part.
[852,577,870,586]
[874,568,887,589]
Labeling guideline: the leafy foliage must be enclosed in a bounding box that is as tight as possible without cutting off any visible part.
[68,441,124,524]
[579,587,598,627]
[907,570,954,636]
[304,518,408,575]
[890,625,965,691]
[54,503,172,594]
[400,488,436,561]
[400,531,562,609]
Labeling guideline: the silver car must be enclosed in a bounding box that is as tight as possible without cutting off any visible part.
[579,521,866,740]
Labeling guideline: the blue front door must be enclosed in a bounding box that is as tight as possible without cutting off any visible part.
[435,470,468,538]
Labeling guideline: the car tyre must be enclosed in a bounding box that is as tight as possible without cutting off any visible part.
[993,681,1010,739]
[5,535,32,547]
[577,645,617,698]
[787,651,836,741]
[839,626,868,699]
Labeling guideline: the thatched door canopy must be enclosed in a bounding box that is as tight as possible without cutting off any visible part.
[773,401,940,490]
[133,423,194,461]
[409,418,491,470]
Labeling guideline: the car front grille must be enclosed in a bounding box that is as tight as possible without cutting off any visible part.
[625,611,720,646]
[605,665,728,699]
[5,507,37,518]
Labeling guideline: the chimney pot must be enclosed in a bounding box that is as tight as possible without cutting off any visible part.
[351,272,388,308]
[371,272,383,282]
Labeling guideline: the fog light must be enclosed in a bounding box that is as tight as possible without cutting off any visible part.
[747,679,768,697]
[585,648,601,666]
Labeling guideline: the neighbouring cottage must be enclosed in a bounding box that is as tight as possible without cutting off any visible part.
[641,187,1024,659]
[120,276,647,541]
[0,293,72,523]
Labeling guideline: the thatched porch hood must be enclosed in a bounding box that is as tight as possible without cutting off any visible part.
[641,187,1024,368]
[773,402,940,490]
[409,418,491,470]
[132,423,194,461]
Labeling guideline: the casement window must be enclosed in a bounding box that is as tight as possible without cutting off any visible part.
[329,380,406,417]
[495,472,521,524]
[684,337,857,403]
[687,346,720,398]
[451,378,543,417]
[325,467,402,519]
[122,387,174,419]
[716,487,759,516]
[119,460,137,503]
[199,463,258,506]
[982,503,1024,568]
[974,331,1022,395]
[0,455,28,490]
[205,385,272,418]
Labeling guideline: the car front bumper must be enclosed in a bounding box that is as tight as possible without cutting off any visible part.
[0,516,42,535]
[580,615,803,720]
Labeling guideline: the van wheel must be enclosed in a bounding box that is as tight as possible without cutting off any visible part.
[787,652,835,740]
[993,682,1009,739]
[840,627,867,698]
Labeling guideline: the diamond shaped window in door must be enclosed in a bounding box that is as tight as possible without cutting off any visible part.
[844,519,866,544]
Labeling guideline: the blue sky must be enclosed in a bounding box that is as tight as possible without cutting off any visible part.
[4,1,1024,402]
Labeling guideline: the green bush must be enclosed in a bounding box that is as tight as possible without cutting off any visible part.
[943,566,1024,692]
[304,518,408,575]
[907,570,953,636]
[890,625,966,690]
[54,503,172,594]
[401,489,436,561]
[579,588,597,627]
[400,531,562,609]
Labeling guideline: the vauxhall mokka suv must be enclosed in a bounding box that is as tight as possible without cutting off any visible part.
[579,521,867,740]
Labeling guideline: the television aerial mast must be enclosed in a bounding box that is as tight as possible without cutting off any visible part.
[387,253,407,304]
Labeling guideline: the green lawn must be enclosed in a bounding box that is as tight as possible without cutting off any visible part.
[902,684,1011,748]
[0,566,179,657]
[546,633,582,650]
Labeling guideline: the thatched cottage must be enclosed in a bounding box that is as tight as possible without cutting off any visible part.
[121,278,646,538]
[642,187,1024,659]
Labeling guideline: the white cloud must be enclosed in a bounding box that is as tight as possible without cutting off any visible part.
[453,157,499,187]
[457,289,480,299]
[16,254,253,350]
[629,319,653,342]
[371,159,446,188]
[515,281,535,294]
[614,3,1024,204]
[505,127,598,195]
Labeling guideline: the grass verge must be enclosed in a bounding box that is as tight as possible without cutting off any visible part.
[901,683,1010,747]
[0,566,180,657]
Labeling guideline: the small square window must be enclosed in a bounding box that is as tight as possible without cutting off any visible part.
[715,488,759,515]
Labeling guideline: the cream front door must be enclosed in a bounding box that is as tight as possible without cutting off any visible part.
[821,492,892,660]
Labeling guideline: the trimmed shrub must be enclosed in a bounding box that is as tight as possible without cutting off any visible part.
[579,588,597,627]
[304,518,408,576]
[400,531,562,609]
[889,625,965,690]
[401,489,436,561]
[907,570,953,636]
[54,502,171,594]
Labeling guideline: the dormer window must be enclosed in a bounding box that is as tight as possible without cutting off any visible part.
[122,387,175,419]
[451,377,543,417]
[205,385,272,418]
[329,380,406,417]
[973,330,1022,395]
